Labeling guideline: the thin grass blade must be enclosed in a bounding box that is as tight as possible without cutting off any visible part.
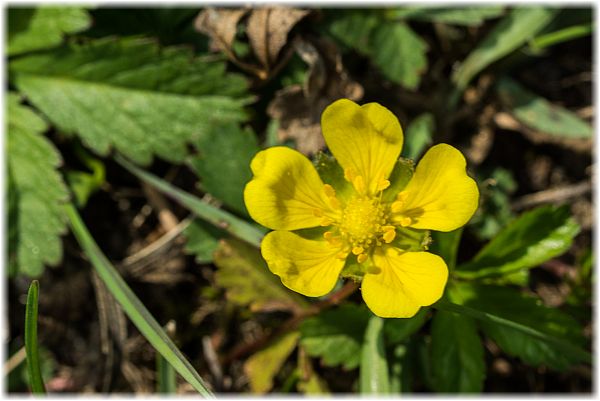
[65,203,214,397]
[25,280,46,395]
[116,154,265,248]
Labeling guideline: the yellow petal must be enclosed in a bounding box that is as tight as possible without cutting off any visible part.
[261,231,346,297]
[244,146,334,230]
[321,99,404,195]
[362,247,448,318]
[392,143,479,232]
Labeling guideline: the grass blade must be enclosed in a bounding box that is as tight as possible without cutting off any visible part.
[115,154,265,248]
[434,300,591,364]
[157,352,177,394]
[25,280,46,394]
[359,314,390,394]
[65,203,214,397]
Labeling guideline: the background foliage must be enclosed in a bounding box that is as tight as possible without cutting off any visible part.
[6,5,592,394]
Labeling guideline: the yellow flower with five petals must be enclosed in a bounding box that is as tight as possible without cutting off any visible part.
[244,99,479,318]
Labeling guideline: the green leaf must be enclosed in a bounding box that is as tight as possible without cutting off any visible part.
[431,310,485,393]
[65,204,213,397]
[370,22,428,90]
[189,123,260,216]
[25,280,46,394]
[8,6,91,56]
[382,158,414,203]
[391,6,505,26]
[455,205,580,279]
[117,155,266,248]
[360,314,390,394]
[10,37,249,165]
[430,228,463,271]
[7,93,69,277]
[327,13,428,89]
[182,219,224,264]
[213,239,308,313]
[530,23,592,51]
[244,331,300,394]
[452,7,558,91]
[384,308,429,345]
[497,77,592,139]
[449,282,588,370]
[402,113,434,160]
[300,304,370,370]
[65,144,106,208]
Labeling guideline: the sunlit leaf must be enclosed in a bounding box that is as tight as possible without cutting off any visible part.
[8,6,91,56]
[7,93,69,277]
[10,37,249,165]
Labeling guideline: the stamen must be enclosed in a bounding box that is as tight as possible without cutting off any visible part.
[383,229,396,243]
[344,168,357,183]
[329,197,341,210]
[323,184,336,198]
[377,178,390,191]
[357,253,368,263]
[352,246,364,255]
[391,201,403,213]
[323,231,333,240]
[353,175,366,194]
[399,217,413,227]
[337,251,348,259]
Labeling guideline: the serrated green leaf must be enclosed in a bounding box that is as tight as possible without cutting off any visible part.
[360,314,390,394]
[300,304,370,370]
[10,37,249,166]
[449,282,588,370]
[327,11,380,55]
[8,6,91,56]
[189,123,259,216]
[402,113,434,160]
[182,219,224,264]
[456,205,580,279]
[244,331,300,394]
[391,6,505,26]
[452,7,558,91]
[370,22,428,90]
[497,77,592,139]
[384,308,429,345]
[431,310,485,393]
[7,93,69,277]
[213,239,308,313]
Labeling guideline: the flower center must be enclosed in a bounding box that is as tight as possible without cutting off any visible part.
[339,197,385,245]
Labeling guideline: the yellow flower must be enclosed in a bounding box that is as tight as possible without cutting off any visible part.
[244,99,479,318]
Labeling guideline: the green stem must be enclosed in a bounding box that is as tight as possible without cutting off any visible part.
[25,280,46,395]
[65,203,214,397]
[115,154,265,248]
[433,300,591,364]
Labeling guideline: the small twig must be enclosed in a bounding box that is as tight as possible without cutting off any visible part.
[202,336,223,390]
[121,217,192,267]
[142,183,179,232]
[4,346,26,375]
[512,181,592,211]
[220,281,359,365]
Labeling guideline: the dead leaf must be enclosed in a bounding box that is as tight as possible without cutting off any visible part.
[268,36,364,155]
[195,8,248,53]
[246,7,310,69]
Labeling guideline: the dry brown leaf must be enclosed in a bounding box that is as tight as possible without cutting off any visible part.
[268,37,363,155]
[246,7,310,69]
[195,8,248,53]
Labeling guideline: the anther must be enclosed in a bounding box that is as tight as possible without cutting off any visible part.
[357,253,368,263]
[377,178,390,191]
[353,176,366,194]
[344,168,357,183]
[320,217,334,226]
[323,231,333,240]
[399,217,413,227]
[337,251,348,259]
[323,184,336,198]
[352,246,364,255]
[383,229,396,244]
